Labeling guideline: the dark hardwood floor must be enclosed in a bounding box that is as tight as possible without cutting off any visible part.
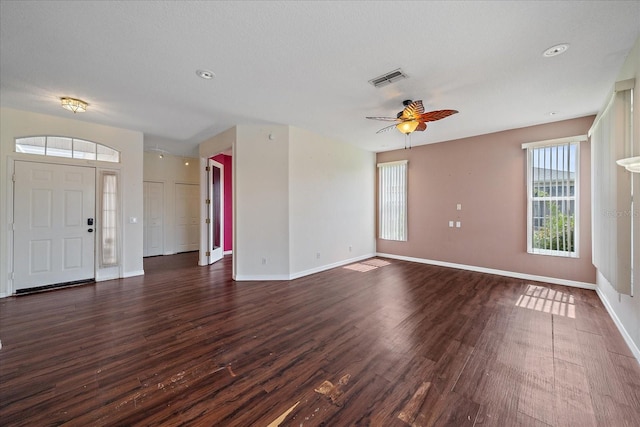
[1,253,639,426]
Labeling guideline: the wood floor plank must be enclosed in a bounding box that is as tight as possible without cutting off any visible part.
[553,358,597,427]
[553,314,584,366]
[1,253,639,426]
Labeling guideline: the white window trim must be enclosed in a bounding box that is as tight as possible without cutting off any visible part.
[524,138,581,258]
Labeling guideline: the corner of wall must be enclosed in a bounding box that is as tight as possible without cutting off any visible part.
[595,271,640,362]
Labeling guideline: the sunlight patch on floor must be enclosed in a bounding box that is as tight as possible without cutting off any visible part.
[343,258,391,272]
[515,284,576,318]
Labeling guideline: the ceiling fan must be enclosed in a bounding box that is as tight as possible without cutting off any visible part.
[366,100,458,135]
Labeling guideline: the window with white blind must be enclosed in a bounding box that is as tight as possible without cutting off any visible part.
[378,160,408,241]
[589,79,635,296]
[523,137,584,257]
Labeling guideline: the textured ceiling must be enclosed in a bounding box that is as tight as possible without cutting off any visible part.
[1,1,639,154]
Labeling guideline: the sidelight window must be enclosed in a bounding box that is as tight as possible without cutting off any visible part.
[100,171,119,267]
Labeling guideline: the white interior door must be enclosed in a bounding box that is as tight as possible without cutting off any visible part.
[208,159,224,264]
[13,161,95,291]
[143,181,164,257]
[175,183,199,253]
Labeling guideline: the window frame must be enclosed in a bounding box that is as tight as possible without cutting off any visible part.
[15,135,120,163]
[377,160,408,241]
[523,136,585,258]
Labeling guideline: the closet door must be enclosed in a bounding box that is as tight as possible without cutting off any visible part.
[175,183,199,253]
[143,181,164,257]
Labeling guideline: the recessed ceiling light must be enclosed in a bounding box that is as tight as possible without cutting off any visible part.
[543,44,569,58]
[548,111,559,116]
[196,69,215,80]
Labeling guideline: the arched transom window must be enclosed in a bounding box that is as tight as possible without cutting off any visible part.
[15,136,120,163]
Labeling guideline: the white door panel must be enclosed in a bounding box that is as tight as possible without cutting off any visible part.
[143,181,164,256]
[175,183,199,253]
[14,161,95,290]
[207,159,224,264]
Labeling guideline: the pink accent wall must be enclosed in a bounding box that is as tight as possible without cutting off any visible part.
[212,154,233,252]
[376,116,597,284]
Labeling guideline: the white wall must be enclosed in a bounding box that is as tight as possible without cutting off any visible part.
[0,107,144,297]
[203,124,376,280]
[289,126,376,277]
[143,151,199,255]
[234,125,291,279]
[595,36,640,360]
[199,126,235,158]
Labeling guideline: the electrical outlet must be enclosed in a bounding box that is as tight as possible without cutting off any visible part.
[449,221,454,228]
[262,257,267,265]
[457,204,462,211]
[316,252,321,259]
[456,221,461,228]
[349,245,352,252]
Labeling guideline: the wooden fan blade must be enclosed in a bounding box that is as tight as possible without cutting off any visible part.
[400,100,424,120]
[366,116,401,122]
[415,122,427,132]
[417,109,458,122]
[376,123,398,133]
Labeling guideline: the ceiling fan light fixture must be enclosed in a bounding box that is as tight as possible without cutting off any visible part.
[60,97,88,113]
[397,120,419,134]
[367,100,458,135]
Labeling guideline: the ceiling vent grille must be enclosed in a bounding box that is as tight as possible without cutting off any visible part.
[368,68,408,88]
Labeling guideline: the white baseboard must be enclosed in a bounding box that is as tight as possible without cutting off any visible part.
[289,253,377,280]
[233,253,376,282]
[376,253,596,290]
[234,274,290,281]
[0,292,8,299]
[123,270,145,278]
[595,287,640,363]
[95,273,119,282]
[224,250,233,255]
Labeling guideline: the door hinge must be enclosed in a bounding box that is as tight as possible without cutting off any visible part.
[205,199,211,205]
[206,251,211,257]
[10,272,15,280]
[12,174,16,182]
[205,218,211,224]
[205,166,211,172]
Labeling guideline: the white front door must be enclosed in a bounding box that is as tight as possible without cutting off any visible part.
[143,181,164,257]
[13,161,96,291]
[175,183,199,253]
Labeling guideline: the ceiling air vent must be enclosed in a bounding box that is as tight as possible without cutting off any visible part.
[368,68,408,88]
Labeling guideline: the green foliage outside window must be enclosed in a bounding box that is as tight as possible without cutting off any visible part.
[533,199,575,252]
